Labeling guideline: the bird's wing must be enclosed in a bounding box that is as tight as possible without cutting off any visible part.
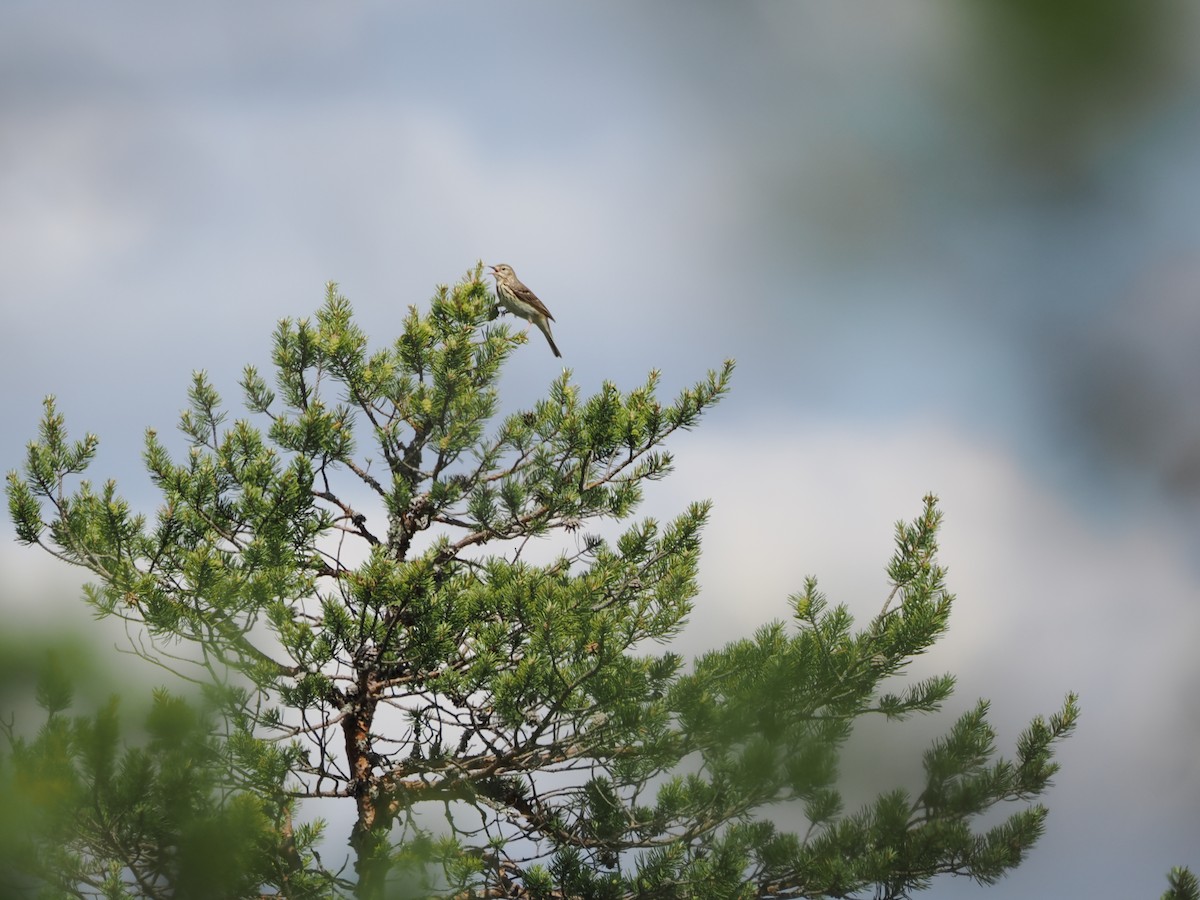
[512,281,555,321]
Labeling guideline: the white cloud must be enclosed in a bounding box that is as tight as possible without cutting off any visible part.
[0,111,153,299]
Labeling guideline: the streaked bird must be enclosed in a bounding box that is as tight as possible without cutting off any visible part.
[489,263,561,358]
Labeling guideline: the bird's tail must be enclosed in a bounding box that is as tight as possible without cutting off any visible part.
[538,321,562,358]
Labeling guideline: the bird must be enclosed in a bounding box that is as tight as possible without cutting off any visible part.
[489,263,561,358]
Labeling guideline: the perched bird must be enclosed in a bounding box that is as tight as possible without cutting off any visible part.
[489,263,561,358]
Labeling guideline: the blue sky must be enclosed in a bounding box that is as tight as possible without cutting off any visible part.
[3,3,1200,895]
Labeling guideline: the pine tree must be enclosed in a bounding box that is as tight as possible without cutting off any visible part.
[1165,867,1200,900]
[5,266,1077,898]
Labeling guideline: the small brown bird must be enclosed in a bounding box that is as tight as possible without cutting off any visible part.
[489,263,561,358]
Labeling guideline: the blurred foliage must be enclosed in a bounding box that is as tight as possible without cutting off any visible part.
[955,0,1184,171]
[0,633,334,899]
